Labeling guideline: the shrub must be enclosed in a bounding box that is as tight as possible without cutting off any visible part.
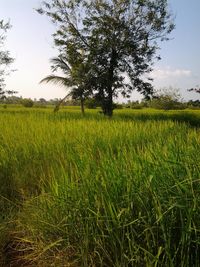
[126,101,146,109]
[113,103,123,109]
[131,103,143,109]
[149,88,187,110]
[85,98,98,109]
[149,97,187,110]
[21,99,34,108]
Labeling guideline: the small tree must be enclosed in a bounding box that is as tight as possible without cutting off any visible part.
[40,51,92,114]
[0,20,15,99]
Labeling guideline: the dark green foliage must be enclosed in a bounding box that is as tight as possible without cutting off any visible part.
[187,100,200,109]
[0,20,15,99]
[21,98,34,108]
[188,86,200,94]
[1,95,21,104]
[126,101,145,109]
[37,0,175,116]
[149,88,187,110]
[149,97,187,110]
[112,102,123,109]
[85,98,98,109]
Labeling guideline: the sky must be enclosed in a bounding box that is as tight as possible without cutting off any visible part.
[0,0,200,102]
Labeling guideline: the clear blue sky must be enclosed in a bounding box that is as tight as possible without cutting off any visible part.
[0,0,200,101]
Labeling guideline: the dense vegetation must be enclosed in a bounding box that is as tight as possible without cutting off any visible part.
[0,107,200,266]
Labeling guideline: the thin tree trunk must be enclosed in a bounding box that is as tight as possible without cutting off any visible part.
[80,98,85,115]
[106,88,113,117]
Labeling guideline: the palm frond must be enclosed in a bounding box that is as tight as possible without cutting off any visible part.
[40,75,71,87]
[50,57,71,73]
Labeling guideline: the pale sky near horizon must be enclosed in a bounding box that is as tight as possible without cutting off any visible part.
[0,0,200,101]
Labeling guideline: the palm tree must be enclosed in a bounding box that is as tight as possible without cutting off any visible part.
[40,53,91,114]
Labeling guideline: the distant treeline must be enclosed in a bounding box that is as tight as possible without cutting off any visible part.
[1,95,200,110]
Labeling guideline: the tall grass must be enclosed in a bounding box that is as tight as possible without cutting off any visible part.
[0,108,200,266]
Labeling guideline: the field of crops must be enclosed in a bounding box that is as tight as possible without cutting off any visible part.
[0,106,200,266]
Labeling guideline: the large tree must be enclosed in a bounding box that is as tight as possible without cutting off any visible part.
[0,20,15,100]
[37,0,174,116]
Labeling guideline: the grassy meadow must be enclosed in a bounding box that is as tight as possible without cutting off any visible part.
[0,106,200,266]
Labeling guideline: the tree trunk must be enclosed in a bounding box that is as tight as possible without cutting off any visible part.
[102,48,117,117]
[80,98,85,115]
[102,93,113,117]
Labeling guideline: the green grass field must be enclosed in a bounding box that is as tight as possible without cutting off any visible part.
[0,106,200,266]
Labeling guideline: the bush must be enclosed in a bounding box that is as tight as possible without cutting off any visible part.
[149,97,187,110]
[113,103,123,109]
[131,103,143,109]
[85,98,98,109]
[187,100,200,109]
[21,99,34,108]
[149,88,187,110]
[126,101,146,109]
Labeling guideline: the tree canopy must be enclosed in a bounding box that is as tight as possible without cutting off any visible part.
[37,0,175,116]
[188,87,200,94]
[0,20,15,99]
